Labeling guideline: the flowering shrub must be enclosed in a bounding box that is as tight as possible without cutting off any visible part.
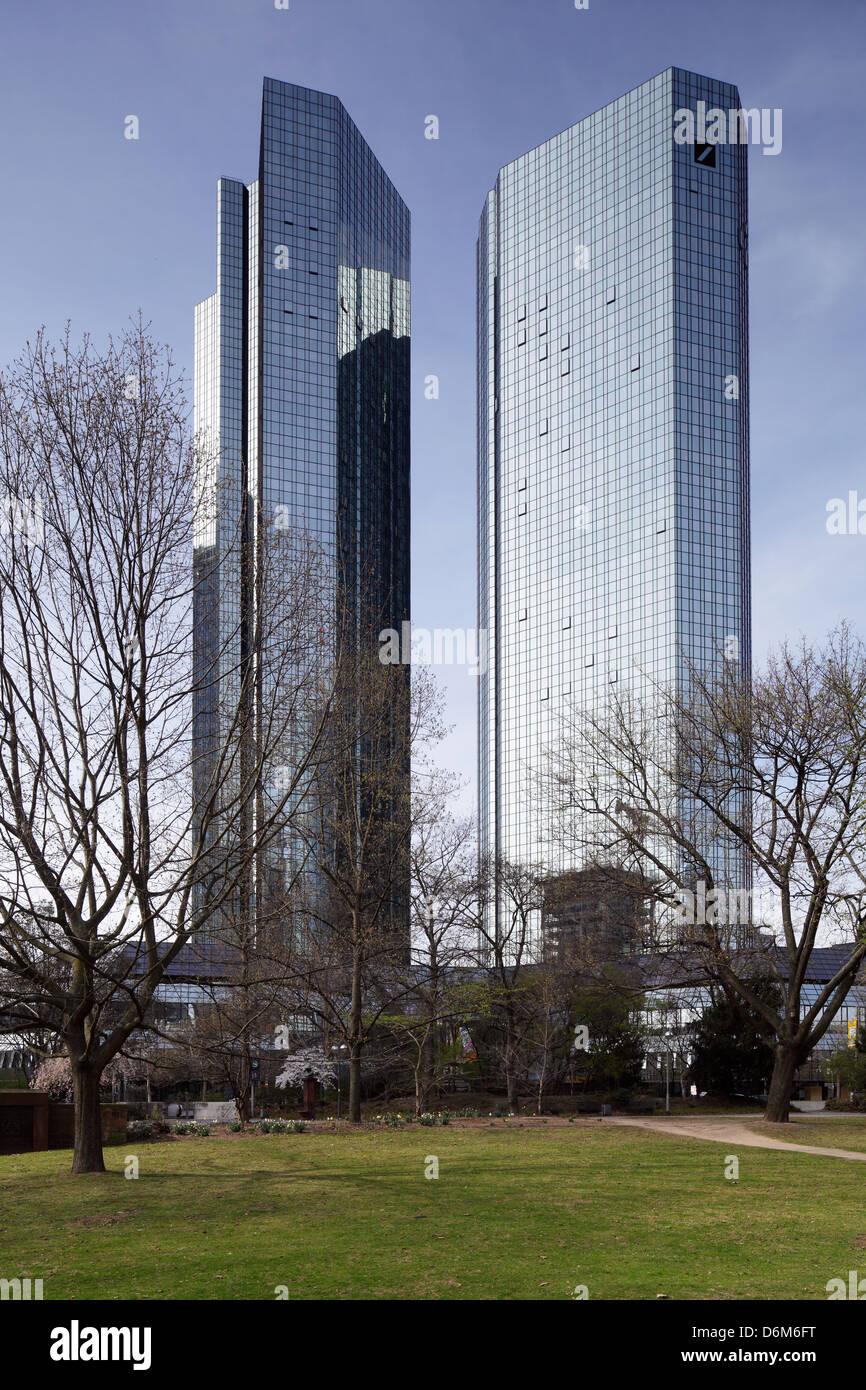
[251,1117,307,1135]
[275,1049,336,1090]
[31,1054,137,1100]
[172,1121,210,1136]
[30,1057,74,1100]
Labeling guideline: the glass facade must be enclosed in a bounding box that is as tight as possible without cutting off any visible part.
[194,78,410,945]
[477,68,750,949]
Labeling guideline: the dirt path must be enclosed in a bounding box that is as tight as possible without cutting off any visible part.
[606,1115,866,1162]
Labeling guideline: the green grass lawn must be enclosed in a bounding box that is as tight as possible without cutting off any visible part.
[1,1124,863,1300]
[748,1115,866,1153]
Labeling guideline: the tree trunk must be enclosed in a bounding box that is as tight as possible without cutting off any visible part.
[235,1082,251,1125]
[537,1058,546,1116]
[505,1010,519,1114]
[419,1029,433,1115]
[765,1046,798,1123]
[505,1047,519,1115]
[233,1059,252,1125]
[71,1064,106,1174]
[414,1061,423,1118]
[348,945,363,1123]
[348,1044,362,1124]
[537,1017,550,1116]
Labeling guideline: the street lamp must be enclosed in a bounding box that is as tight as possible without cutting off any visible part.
[657,1037,691,1114]
[331,1044,348,1119]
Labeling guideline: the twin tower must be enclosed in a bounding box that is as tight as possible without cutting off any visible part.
[194,69,750,948]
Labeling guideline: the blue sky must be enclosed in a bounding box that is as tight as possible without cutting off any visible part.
[1,0,864,806]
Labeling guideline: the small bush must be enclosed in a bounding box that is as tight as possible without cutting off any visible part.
[603,1089,636,1109]
[0,1070,29,1090]
[825,1096,866,1112]
[228,1120,243,1132]
[126,1120,154,1140]
[127,1117,154,1139]
[172,1120,210,1136]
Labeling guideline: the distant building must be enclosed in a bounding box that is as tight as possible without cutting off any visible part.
[542,867,654,961]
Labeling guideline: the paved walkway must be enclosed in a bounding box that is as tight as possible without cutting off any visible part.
[606,1115,866,1162]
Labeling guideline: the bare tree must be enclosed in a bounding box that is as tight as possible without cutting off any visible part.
[545,628,866,1122]
[0,322,334,1170]
[164,965,281,1124]
[155,889,319,1126]
[526,956,576,1114]
[469,857,547,1113]
[392,803,477,1115]
[294,647,448,1122]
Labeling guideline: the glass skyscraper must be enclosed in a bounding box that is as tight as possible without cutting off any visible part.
[194,78,410,943]
[477,68,750,948]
